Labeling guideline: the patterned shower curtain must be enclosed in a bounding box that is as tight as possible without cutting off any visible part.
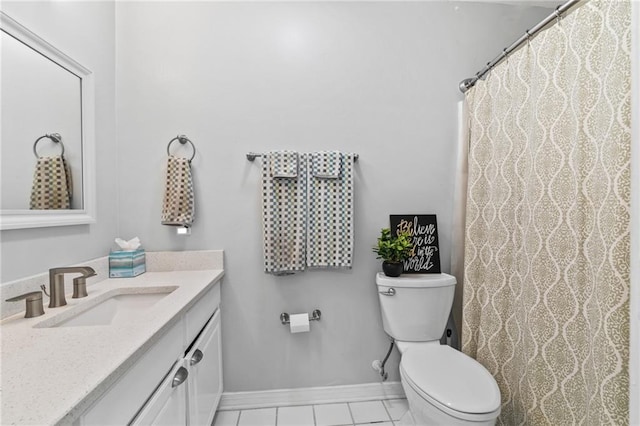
[462,1,631,425]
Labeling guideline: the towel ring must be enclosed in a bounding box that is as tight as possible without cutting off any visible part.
[167,134,196,162]
[33,133,65,158]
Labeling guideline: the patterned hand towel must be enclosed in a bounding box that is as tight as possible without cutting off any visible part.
[161,156,195,226]
[30,155,72,210]
[262,152,307,274]
[311,151,340,178]
[306,152,355,269]
[270,150,299,178]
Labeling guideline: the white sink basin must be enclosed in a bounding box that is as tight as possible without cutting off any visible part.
[36,287,178,328]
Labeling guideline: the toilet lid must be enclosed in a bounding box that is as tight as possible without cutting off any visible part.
[400,345,501,415]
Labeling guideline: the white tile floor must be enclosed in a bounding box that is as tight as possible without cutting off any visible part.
[213,399,409,426]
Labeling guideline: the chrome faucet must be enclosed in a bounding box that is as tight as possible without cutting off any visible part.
[48,266,97,308]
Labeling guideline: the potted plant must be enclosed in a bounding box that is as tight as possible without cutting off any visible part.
[372,228,413,277]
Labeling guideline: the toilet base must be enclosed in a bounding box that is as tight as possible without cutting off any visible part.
[401,379,498,426]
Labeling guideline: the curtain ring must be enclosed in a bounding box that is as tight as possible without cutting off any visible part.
[554,6,562,24]
[525,30,532,46]
[167,134,196,163]
[485,62,492,76]
[33,133,65,158]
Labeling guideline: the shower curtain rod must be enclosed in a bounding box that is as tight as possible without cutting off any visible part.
[458,0,583,93]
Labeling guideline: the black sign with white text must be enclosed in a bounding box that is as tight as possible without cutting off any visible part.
[390,214,441,273]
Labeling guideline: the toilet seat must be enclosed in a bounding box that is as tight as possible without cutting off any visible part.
[399,344,501,422]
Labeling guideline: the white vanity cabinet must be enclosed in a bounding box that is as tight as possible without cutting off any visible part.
[133,309,222,426]
[79,282,222,426]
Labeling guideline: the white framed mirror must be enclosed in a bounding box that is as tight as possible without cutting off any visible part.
[0,11,95,230]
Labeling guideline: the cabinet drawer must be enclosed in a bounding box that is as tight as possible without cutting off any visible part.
[185,283,220,347]
[80,320,184,425]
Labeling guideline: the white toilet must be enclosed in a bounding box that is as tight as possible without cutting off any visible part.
[376,272,501,426]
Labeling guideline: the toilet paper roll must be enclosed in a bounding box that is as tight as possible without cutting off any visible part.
[289,313,310,333]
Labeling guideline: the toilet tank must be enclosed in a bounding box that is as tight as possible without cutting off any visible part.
[376,272,456,342]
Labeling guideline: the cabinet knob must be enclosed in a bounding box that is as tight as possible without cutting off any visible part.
[171,367,188,388]
[190,349,204,366]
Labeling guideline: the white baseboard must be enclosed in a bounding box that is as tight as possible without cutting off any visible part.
[219,381,405,411]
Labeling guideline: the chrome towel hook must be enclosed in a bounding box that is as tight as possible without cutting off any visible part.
[167,134,196,163]
[33,133,64,158]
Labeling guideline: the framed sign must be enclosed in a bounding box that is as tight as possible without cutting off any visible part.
[390,214,441,273]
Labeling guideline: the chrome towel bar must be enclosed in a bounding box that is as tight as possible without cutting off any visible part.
[247,152,358,162]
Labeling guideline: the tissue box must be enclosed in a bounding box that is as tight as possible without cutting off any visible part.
[109,249,146,278]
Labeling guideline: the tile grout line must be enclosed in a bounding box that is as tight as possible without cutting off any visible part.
[312,404,317,426]
[346,402,356,425]
[381,400,393,424]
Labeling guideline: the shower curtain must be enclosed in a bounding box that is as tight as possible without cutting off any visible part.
[462,1,631,425]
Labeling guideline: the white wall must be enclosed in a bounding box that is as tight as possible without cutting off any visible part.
[116,1,549,391]
[0,1,117,282]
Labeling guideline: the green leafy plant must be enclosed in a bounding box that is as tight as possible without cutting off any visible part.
[372,228,413,263]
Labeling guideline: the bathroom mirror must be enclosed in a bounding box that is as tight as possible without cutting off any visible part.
[0,12,95,230]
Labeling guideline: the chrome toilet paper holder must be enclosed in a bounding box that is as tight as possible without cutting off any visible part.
[280,309,321,325]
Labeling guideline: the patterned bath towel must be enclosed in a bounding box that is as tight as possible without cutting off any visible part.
[262,151,307,275]
[306,151,355,269]
[161,156,195,226]
[30,155,73,210]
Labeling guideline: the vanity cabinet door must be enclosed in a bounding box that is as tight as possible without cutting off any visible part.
[131,360,189,426]
[187,309,222,426]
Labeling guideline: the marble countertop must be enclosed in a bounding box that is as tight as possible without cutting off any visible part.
[0,269,224,425]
